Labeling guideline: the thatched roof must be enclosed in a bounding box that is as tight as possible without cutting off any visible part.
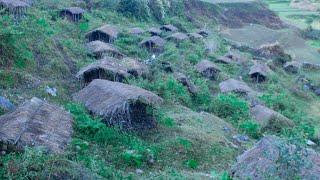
[249,63,271,77]
[62,7,85,14]
[216,53,242,64]
[166,32,189,42]
[231,136,320,179]
[147,27,162,36]
[250,104,294,130]
[284,61,301,73]
[219,79,254,94]
[76,57,130,82]
[128,27,145,35]
[86,24,119,40]
[73,79,163,129]
[86,40,124,59]
[174,72,198,94]
[187,33,203,41]
[140,36,166,48]
[0,0,29,8]
[0,97,73,154]
[120,57,149,77]
[195,60,221,79]
[160,24,178,32]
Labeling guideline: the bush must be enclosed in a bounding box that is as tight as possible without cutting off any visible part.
[211,94,250,124]
[117,0,150,20]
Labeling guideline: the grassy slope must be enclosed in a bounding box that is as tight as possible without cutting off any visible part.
[0,0,320,179]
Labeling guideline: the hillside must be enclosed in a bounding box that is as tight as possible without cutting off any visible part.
[1,0,320,179]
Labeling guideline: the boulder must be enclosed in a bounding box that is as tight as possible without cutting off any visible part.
[250,105,294,131]
[174,72,198,94]
[231,136,320,180]
[0,97,73,154]
[219,79,254,94]
[284,61,301,74]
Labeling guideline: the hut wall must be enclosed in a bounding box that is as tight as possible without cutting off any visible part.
[202,68,218,79]
[60,11,83,22]
[250,72,266,82]
[82,68,125,85]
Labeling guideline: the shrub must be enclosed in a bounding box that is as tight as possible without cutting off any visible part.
[117,0,150,20]
[185,159,198,169]
[239,121,261,139]
[211,94,250,124]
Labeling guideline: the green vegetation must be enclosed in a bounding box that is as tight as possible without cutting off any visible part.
[1,0,320,179]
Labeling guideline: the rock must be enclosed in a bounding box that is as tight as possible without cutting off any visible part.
[302,62,320,71]
[219,78,254,95]
[307,140,316,146]
[45,86,57,97]
[231,136,320,180]
[0,96,15,111]
[250,105,294,131]
[136,169,144,174]
[174,72,198,94]
[284,61,301,74]
[232,134,249,143]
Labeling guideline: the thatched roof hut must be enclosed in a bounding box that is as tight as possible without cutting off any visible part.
[283,61,301,74]
[187,33,203,42]
[76,57,130,85]
[219,79,254,94]
[160,24,178,32]
[249,63,271,82]
[166,32,189,43]
[73,79,163,130]
[0,0,29,17]
[86,40,124,59]
[197,29,209,37]
[60,7,85,22]
[121,57,149,77]
[139,36,166,53]
[231,136,320,179]
[147,27,162,36]
[195,60,221,79]
[215,53,241,64]
[0,97,73,154]
[86,24,119,43]
[174,72,198,94]
[128,27,145,35]
[250,104,294,131]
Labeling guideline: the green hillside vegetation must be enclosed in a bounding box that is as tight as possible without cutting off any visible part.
[0,0,320,179]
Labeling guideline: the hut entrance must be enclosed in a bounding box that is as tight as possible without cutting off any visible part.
[250,72,266,82]
[83,68,126,85]
[128,102,155,130]
[88,31,112,43]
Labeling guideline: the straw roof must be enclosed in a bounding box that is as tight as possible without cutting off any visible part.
[195,60,221,79]
[216,53,242,64]
[250,104,294,129]
[147,27,162,36]
[140,36,166,48]
[120,57,149,77]
[62,7,85,14]
[219,78,254,94]
[0,97,73,154]
[166,32,189,42]
[302,62,320,71]
[86,24,119,40]
[283,61,301,73]
[86,40,124,59]
[160,24,178,32]
[76,57,130,83]
[73,79,163,129]
[128,27,145,35]
[0,0,29,8]
[249,63,271,77]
